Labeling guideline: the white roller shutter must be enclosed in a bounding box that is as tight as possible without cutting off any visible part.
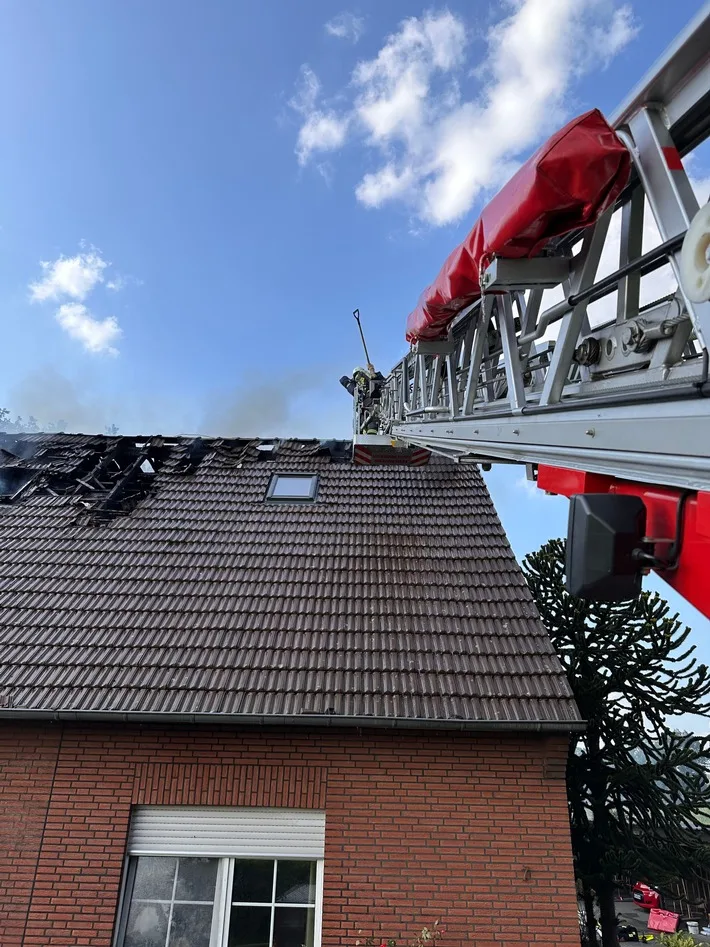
[128,806,325,859]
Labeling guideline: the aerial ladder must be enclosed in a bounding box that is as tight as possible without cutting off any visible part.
[348,5,710,619]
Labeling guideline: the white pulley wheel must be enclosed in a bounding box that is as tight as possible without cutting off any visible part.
[680,201,710,303]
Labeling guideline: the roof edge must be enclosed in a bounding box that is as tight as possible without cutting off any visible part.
[0,708,585,733]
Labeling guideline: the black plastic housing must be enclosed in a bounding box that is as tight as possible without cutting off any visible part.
[566,493,647,601]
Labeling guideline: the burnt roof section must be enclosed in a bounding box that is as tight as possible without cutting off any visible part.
[0,433,581,730]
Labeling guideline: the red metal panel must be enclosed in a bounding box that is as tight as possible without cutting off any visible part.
[405,109,631,343]
[662,145,684,171]
[353,446,373,465]
[537,466,614,495]
[538,464,710,619]
[353,445,431,466]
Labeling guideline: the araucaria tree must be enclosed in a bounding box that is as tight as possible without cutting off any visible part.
[523,539,710,947]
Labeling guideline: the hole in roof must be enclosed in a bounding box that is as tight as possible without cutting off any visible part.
[176,437,209,474]
[0,437,38,460]
[0,467,38,501]
[256,441,279,460]
[141,459,156,474]
[318,439,350,462]
[266,474,318,502]
[35,447,72,461]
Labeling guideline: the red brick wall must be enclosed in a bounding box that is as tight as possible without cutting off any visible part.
[0,725,61,947]
[0,723,578,947]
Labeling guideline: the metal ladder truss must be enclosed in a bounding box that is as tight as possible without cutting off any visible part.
[367,6,710,615]
[354,4,710,616]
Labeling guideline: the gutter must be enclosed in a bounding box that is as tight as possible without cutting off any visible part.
[0,708,586,733]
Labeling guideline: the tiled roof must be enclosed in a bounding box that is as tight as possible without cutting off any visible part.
[0,433,580,729]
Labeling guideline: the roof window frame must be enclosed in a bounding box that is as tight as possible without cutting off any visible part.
[266,473,319,503]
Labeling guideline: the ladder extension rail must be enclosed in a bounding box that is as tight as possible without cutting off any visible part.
[359,6,710,617]
[369,5,710,494]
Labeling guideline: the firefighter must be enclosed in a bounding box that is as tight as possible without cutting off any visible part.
[339,367,385,434]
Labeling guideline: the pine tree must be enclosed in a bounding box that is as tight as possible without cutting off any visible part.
[523,539,710,947]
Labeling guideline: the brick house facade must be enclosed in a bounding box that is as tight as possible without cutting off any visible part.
[1,725,577,947]
[0,435,582,946]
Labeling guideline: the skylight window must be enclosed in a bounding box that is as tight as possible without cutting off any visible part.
[266,474,318,502]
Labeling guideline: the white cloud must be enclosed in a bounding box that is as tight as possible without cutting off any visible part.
[30,249,107,302]
[290,63,320,114]
[291,1,639,225]
[290,65,349,165]
[599,6,640,62]
[107,273,143,292]
[297,112,349,165]
[29,244,127,355]
[353,10,466,146]
[355,163,416,207]
[55,303,121,356]
[325,12,365,43]
[315,162,335,187]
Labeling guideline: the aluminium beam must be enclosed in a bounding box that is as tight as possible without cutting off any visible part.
[612,2,710,151]
[392,396,710,492]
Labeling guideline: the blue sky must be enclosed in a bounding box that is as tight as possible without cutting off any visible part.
[1,0,709,692]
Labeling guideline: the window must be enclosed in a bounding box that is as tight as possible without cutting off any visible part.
[118,856,318,947]
[266,474,318,502]
[228,858,317,947]
[120,856,220,947]
[115,808,325,947]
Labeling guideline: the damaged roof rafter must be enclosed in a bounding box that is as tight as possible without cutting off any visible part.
[0,433,195,522]
[0,434,357,522]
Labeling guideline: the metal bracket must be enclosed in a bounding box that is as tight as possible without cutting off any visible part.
[413,339,456,355]
[481,257,570,291]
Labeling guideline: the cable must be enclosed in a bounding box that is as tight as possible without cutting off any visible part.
[662,489,693,571]
[632,490,693,572]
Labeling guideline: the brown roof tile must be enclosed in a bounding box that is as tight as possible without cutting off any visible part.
[0,433,580,729]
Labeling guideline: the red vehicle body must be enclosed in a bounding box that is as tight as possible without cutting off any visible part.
[633,883,661,910]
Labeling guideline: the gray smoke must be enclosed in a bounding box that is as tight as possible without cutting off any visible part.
[199,367,351,439]
[3,365,195,435]
[6,366,108,432]
[3,364,352,439]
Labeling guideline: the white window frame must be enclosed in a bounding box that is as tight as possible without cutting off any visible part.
[216,857,324,947]
[114,807,325,947]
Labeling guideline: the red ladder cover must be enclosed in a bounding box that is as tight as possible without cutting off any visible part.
[405,109,631,343]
